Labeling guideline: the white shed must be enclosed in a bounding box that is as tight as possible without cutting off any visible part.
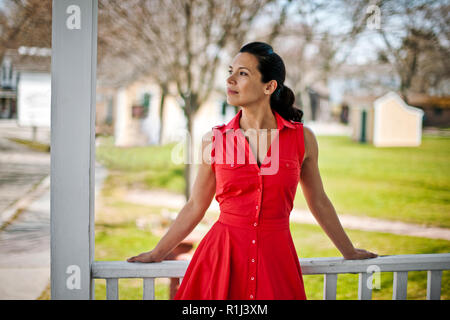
[373,92,425,147]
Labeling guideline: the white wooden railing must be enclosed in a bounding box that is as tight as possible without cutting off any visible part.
[92,253,450,300]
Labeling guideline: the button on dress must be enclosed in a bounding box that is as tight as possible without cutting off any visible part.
[174,108,307,300]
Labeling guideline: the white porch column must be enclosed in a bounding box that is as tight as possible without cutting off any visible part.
[50,0,98,299]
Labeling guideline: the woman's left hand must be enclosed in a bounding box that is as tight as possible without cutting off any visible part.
[343,248,378,260]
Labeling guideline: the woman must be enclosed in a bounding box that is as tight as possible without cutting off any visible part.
[127,42,378,299]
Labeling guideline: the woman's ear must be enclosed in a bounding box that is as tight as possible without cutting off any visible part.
[264,80,278,95]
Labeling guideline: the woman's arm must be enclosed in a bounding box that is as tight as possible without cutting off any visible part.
[299,126,377,260]
[127,131,216,263]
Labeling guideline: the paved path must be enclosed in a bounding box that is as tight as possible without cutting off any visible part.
[0,177,50,299]
[124,189,450,241]
[0,128,50,299]
[0,162,107,300]
[0,136,50,219]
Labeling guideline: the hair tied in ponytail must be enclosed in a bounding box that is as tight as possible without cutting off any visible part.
[274,83,284,99]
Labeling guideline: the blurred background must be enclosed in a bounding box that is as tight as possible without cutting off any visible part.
[0,0,449,300]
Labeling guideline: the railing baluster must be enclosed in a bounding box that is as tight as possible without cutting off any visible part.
[426,270,442,300]
[143,278,155,300]
[358,273,372,300]
[323,273,338,300]
[106,278,119,300]
[393,271,408,300]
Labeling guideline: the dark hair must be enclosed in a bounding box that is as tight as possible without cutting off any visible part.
[239,41,303,122]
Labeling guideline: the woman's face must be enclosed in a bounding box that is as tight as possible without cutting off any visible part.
[226,52,275,107]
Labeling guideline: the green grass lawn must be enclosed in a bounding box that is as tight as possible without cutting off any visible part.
[294,134,450,228]
[96,137,185,194]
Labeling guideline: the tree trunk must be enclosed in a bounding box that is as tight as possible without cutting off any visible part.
[298,87,312,122]
[400,81,409,105]
[184,113,194,202]
[158,84,168,145]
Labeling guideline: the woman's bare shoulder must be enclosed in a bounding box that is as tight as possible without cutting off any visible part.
[302,124,318,162]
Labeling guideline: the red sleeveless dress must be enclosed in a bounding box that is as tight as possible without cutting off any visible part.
[174,108,307,300]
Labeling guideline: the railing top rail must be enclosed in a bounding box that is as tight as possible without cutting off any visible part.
[92,253,450,279]
[93,260,190,278]
[299,253,450,274]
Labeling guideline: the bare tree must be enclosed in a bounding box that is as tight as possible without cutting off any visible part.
[99,0,285,200]
[269,0,370,119]
[0,0,52,60]
[341,0,450,101]
[377,1,450,99]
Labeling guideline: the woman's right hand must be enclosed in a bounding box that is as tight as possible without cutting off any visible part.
[127,250,163,263]
[343,248,378,260]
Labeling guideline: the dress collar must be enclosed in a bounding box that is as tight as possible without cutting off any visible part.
[224,108,296,132]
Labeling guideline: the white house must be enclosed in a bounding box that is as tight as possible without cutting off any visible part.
[1,47,52,126]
